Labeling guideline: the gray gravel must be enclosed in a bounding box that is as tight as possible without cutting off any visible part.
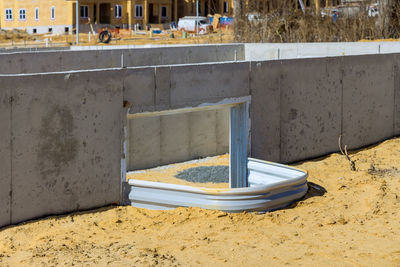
[175,166,229,183]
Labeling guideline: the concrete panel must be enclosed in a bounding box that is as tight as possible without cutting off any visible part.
[342,55,395,149]
[216,108,230,154]
[21,52,62,73]
[249,61,281,162]
[216,45,245,61]
[343,43,379,56]
[170,62,250,108]
[0,45,246,75]
[189,110,217,158]
[0,85,11,227]
[0,54,23,74]
[380,43,400,54]
[61,51,98,71]
[9,70,123,224]
[396,57,400,135]
[279,57,342,163]
[107,50,127,68]
[124,68,156,113]
[127,116,161,171]
[160,113,190,165]
[155,66,171,111]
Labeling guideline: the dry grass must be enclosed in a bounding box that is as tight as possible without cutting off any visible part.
[235,0,400,43]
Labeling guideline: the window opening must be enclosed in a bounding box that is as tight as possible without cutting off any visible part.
[80,5,89,18]
[223,1,229,13]
[161,6,167,18]
[115,5,122,18]
[135,5,143,18]
[5,8,12,21]
[19,9,26,21]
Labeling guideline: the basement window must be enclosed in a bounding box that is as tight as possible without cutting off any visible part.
[5,8,12,21]
[65,27,69,33]
[33,28,37,34]
[126,99,250,188]
[48,28,53,33]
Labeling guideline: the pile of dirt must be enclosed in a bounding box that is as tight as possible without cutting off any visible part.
[0,138,399,266]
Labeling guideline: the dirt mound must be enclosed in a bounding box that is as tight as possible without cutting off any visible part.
[0,138,399,266]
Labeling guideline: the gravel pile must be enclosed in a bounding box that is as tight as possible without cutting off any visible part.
[175,166,229,183]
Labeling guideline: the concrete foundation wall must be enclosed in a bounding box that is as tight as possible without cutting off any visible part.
[1,51,399,228]
[127,107,230,171]
[245,42,400,61]
[0,71,124,226]
[0,88,11,227]
[0,44,244,74]
[250,54,398,163]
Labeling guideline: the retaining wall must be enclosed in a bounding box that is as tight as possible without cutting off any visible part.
[0,53,399,228]
[0,44,244,74]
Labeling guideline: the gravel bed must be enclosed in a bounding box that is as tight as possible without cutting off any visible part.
[175,166,229,183]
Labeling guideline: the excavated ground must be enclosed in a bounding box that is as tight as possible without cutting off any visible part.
[0,138,399,266]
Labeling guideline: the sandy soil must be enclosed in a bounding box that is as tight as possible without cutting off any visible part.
[0,30,234,49]
[127,154,229,189]
[0,138,399,266]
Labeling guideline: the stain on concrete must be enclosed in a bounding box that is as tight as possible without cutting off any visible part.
[288,109,298,121]
[37,105,79,184]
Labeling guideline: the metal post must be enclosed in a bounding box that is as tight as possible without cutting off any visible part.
[196,0,199,34]
[76,0,79,44]
[229,103,248,188]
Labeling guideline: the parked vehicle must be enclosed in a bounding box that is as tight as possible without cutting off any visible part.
[178,16,213,34]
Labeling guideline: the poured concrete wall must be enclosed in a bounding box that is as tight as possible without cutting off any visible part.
[245,42,400,61]
[0,71,124,226]
[396,56,400,136]
[0,88,11,227]
[250,54,398,163]
[1,52,399,228]
[0,44,244,74]
[127,108,229,171]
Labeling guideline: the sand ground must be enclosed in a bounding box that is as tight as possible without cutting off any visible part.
[127,154,230,188]
[0,138,399,266]
[0,30,234,49]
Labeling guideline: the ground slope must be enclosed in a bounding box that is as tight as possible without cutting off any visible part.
[0,138,399,266]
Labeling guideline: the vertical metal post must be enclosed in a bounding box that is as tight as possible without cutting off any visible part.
[76,0,79,44]
[196,0,199,34]
[229,103,248,188]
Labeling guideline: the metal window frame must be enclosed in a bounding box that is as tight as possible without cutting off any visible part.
[126,97,251,189]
